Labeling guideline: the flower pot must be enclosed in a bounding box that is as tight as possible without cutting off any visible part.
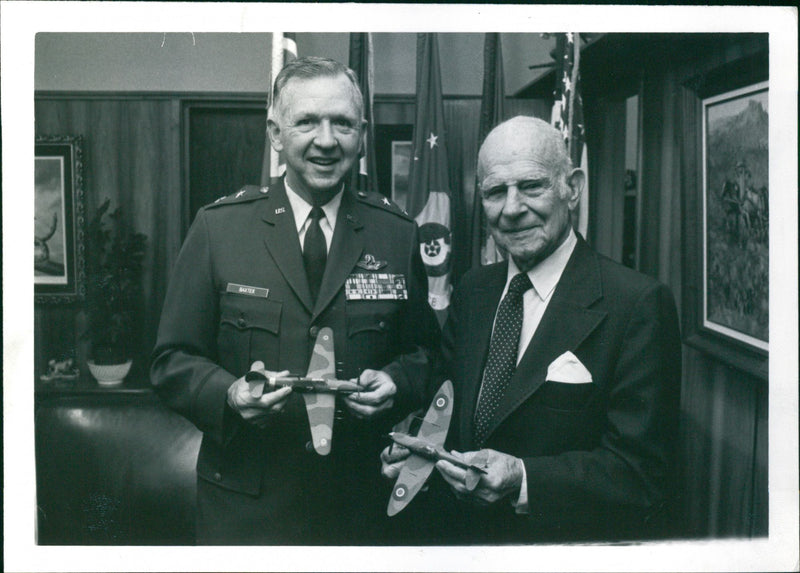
[87,359,133,386]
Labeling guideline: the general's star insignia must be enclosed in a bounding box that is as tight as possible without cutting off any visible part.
[382,197,391,206]
[426,133,439,149]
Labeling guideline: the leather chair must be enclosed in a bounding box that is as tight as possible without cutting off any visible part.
[35,392,202,545]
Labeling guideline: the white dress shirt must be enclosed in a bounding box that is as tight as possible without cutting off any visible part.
[284,181,343,254]
[484,229,577,513]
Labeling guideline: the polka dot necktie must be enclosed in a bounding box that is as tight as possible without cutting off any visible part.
[303,206,327,301]
[474,272,532,447]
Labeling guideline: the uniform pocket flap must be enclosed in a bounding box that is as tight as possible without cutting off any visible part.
[347,312,393,336]
[220,293,281,334]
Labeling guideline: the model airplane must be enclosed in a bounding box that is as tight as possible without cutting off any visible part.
[386,379,488,516]
[244,327,360,456]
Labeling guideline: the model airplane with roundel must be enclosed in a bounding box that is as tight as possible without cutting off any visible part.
[386,379,489,516]
[244,326,361,456]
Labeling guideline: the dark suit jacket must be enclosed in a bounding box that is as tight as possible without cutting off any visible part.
[151,180,439,543]
[405,236,681,544]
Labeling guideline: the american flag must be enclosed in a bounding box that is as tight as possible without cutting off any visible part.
[261,32,298,186]
[348,32,378,193]
[550,32,589,237]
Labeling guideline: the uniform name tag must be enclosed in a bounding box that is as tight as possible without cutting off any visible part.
[226,283,269,298]
[346,273,408,300]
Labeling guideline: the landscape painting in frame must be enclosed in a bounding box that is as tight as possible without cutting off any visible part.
[702,81,768,351]
[35,136,85,303]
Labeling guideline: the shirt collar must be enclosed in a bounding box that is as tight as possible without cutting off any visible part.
[284,180,343,232]
[507,228,577,301]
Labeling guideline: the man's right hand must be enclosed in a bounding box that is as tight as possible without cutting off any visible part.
[380,443,411,480]
[226,361,292,429]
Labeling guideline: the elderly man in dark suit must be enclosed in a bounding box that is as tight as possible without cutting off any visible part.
[152,57,439,545]
[383,116,681,543]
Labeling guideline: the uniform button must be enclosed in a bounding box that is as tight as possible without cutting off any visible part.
[214,472,222,481]
[378,321,387,330]
[309,326,320,338]
[305,441,314,452]
[237,317,247,327]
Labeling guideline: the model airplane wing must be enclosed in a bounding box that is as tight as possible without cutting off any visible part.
[303,327,337,455]
[387,380,454,516]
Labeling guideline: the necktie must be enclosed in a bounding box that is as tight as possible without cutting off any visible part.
[474,272,532,447]
[303,206,327,301]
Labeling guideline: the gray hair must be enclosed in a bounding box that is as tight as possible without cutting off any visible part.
[271,56,364,120]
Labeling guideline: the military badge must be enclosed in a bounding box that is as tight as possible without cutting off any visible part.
[356,253,387,271]
[346,273,407,300]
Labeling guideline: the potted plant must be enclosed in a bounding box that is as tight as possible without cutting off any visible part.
[83,199,147,385]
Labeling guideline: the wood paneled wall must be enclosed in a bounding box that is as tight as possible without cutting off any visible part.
[35,96,183,380]
[583,35,769,537]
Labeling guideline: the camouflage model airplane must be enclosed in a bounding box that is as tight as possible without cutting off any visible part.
[245,327,360,455]
[386,380,489,516]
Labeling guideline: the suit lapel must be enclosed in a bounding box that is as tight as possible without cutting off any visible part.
[312,190,364,320]
[459,262,508,450]
[259,180,314,314]
[484,238,607,442]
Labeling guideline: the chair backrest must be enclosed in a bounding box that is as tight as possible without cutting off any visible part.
[35,392,202,545]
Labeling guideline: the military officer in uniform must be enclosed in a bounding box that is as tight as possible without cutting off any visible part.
[151,57,439,544]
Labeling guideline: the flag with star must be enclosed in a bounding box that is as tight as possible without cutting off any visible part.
[407,33,453,324]
[348,32,378,193]
[550,32,589,237]
[261,32,298,186]
[471,32,506,266]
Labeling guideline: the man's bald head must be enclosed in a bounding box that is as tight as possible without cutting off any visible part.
[477,116,573,197]
[476,115,584,271]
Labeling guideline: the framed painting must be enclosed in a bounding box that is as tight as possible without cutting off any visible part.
[35,135,86,303]
[681,53,768,379]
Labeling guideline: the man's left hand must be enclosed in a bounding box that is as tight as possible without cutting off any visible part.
[436,449,524,506]
[343,369,396,419]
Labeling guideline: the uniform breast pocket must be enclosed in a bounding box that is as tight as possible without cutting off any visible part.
[217,293,282,375]
[346,302,398,371]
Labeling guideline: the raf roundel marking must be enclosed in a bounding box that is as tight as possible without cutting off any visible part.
[434,394,448,410]
[393,485,407,500]
[320,438,328,446]
[323,334,330,341]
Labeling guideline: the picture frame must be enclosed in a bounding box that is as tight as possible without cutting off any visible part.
[35,135,86,303]
[681,54,768,379]
[390,140,412,212]
[375,123,413,205]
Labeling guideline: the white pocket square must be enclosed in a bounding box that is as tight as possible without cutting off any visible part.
[546,351,593,384]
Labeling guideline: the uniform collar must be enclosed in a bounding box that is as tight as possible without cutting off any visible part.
[284,180,344,232]
[507,228,577,301]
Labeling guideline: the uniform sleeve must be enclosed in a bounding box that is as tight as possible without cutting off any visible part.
[150,209,237,445]
[381,222,442,417]
[520,282,681,534]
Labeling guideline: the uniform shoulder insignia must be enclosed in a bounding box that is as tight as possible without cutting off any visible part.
[355,190,412,220]
[206,185,269,209]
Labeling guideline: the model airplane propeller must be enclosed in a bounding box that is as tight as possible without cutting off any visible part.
[245,327,360,456]
[386,379,489,516]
